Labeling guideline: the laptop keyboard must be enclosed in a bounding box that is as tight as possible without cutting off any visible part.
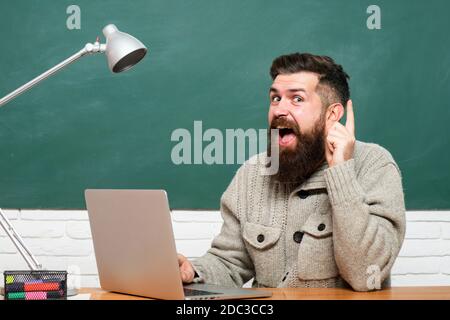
[183,287,222,297]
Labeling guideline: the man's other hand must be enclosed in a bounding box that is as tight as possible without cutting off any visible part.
[178,253,195,283]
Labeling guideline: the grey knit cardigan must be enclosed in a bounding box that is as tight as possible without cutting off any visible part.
[191,140,406,291]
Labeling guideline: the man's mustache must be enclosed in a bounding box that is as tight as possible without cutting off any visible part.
[269,117,301,136]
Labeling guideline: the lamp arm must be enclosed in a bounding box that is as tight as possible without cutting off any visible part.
[0,41,106,108]
[0,208,42,270]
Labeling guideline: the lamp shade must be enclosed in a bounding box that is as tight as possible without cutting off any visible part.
[102,24,147,73]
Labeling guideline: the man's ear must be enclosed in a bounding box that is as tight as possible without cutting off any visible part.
[326,103,345,122]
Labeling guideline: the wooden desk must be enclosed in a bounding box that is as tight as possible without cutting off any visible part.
[80,286,450,300]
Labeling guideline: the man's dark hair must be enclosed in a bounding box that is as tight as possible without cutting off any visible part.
[270,52,350,107]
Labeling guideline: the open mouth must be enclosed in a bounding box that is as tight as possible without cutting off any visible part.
[277,127,297,147]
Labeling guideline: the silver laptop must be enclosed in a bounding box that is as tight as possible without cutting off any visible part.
[84,189,272,300]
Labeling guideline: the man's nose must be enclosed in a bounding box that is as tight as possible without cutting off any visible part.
[273,99,290,118]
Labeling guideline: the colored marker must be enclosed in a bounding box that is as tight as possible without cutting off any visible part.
[25,291,47,300]
[5,282,24,292]
[5,275,14,284]
[7,292,25,300]
[24,282,60,292]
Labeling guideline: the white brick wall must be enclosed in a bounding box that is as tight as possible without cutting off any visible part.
[1,210,450,288]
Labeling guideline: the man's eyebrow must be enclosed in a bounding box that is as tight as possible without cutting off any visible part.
[287,88,306,93]
[269,87,306,93]
[269,87,279,93]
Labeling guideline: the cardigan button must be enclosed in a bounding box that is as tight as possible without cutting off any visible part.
[293,231,304,243]
[297,190,309,199]
[318,223,326,231]
[257,234,265,243]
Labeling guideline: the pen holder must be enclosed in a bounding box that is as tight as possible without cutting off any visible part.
[4,270,67,300]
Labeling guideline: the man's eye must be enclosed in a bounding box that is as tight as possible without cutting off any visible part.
[293,96,303,103]
[271,96,281,102]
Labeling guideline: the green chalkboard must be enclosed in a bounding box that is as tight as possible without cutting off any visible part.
[0,0,449,209]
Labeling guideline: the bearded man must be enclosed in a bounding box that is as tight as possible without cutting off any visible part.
[177,52,406,291]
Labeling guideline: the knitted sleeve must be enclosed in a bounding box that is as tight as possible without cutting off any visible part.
[324,145,406,291]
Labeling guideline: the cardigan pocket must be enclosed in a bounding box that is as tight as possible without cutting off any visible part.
[243,222,281,250]
[243,222,282,286]
[296,213,339,280]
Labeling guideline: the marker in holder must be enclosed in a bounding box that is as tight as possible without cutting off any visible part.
[4,270,67,300]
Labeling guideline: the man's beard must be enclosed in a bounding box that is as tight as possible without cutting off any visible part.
[267,112,326,184]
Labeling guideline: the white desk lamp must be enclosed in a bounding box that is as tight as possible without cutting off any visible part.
[0,24,147,297]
